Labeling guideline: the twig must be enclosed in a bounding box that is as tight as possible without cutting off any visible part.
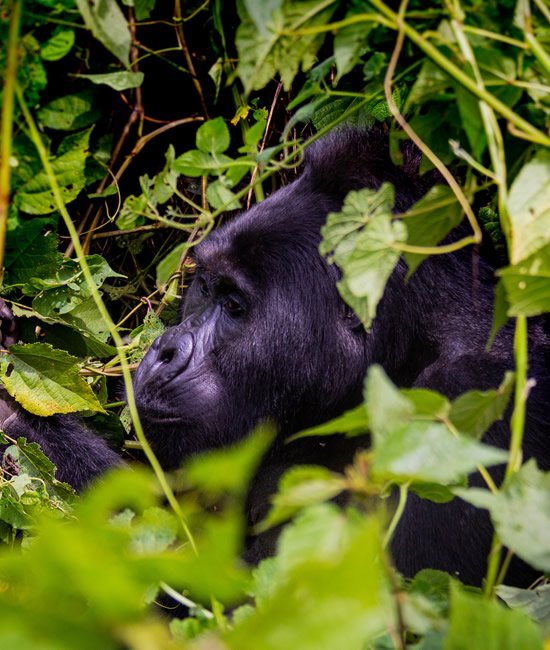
[174,0,210,119]
[246,81,283,209]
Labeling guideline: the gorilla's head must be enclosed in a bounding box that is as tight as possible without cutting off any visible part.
[133,128,430,468]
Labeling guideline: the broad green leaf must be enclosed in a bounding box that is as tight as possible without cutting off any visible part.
[449,371,515,439]
[5,438,76,504]
[455,71,487,160]
[55,295,113,343]
[31,255,124,319]
[321,185,404,326]
[156,242,186,292]
[507,150,550,264]
[40,29,75,61]
[128,507,178,554]
[13,304,117,358]
[456,460,550,572]
[365,365,415,436]
[225,508,393,650]
[207,178,241,210]
[497,245,550,316]
[258,465,346,531]
[185,427,274,497]
[235,0,338,94]
[497,584,550,624]
[372,420,508,485]
[153,145,178,204]
[0,343,106,416]
[402,185,463,275]
[128,310,167,364]
[76,71,144,91]
[0,487,33,531]
[173,150,233,176]
[4,217,58,286]
[14,128,92,214]
[334,7,372,83]
[74,0,131,68]
[37,91,101,131]
[244,118,266,147]
[445,582,543,650]
[400,388,451,420]
[289,403,369,440]
[116,193,147,229]
[196,117,230,153]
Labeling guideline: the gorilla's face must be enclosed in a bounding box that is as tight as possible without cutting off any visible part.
[133,184,368,469]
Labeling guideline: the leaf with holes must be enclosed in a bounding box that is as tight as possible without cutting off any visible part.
[0,343,106,416]
[14,129,92,215]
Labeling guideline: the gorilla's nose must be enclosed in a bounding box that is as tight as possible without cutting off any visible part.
[153,328,194,382]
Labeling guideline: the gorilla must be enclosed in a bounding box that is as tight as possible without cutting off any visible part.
[1,128,549,588]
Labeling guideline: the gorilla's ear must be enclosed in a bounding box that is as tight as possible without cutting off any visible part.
[302,127,439,211]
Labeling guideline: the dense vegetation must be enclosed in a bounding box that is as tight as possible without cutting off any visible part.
[0,0,550,647]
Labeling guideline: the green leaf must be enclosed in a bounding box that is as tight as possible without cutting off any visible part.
[0,343,106,416]
[456,460,550,572]
[258,465,346,531]
[449,371,515,439]
[13,303,117,359]
[235,0,338,94]
[497,584,550,624]
[244,119,267,147]
[74,0,131,68]
[4,218,58,286]
[507,149,550,264]
[196,117,230,153]
[129,507,178,554]
[156,242,186,292]
[445,582,543,650]
[225,508,393,650]
[497,245,550,317]
[365,365,508,484]
[321,185,404,327]
[455,69,487,160]
[173,150,233,177]
[76,71,144,91]
[5,438,76,504]
[334,7,372,82]
[14,128,92,214]
[365,365,415,435]
[37,91,101,131]
[372,420,508,485]
[289,403,369,440]
[153,145,178,204]
[31,255,123,319]
[116,193,147,229]
[402,185,463,275]
[40,29,75,61]
[185,427,274,497]
[207,178,241,210]
[400,388,451,420]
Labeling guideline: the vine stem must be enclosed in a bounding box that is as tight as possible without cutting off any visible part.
[0,0,23,281]
[383,0,483,250]
[507,315,529,477]
[369,0,550,146]
[15,85,198,556]
[383,483,409,549]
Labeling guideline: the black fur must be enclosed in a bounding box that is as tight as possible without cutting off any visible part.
[134,127,550,587]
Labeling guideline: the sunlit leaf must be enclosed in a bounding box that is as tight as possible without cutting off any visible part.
[457,460,550,572]
[0,343,106,416]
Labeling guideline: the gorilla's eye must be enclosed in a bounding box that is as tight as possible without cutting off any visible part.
[224,296,244,316]
[198,277,209,297]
